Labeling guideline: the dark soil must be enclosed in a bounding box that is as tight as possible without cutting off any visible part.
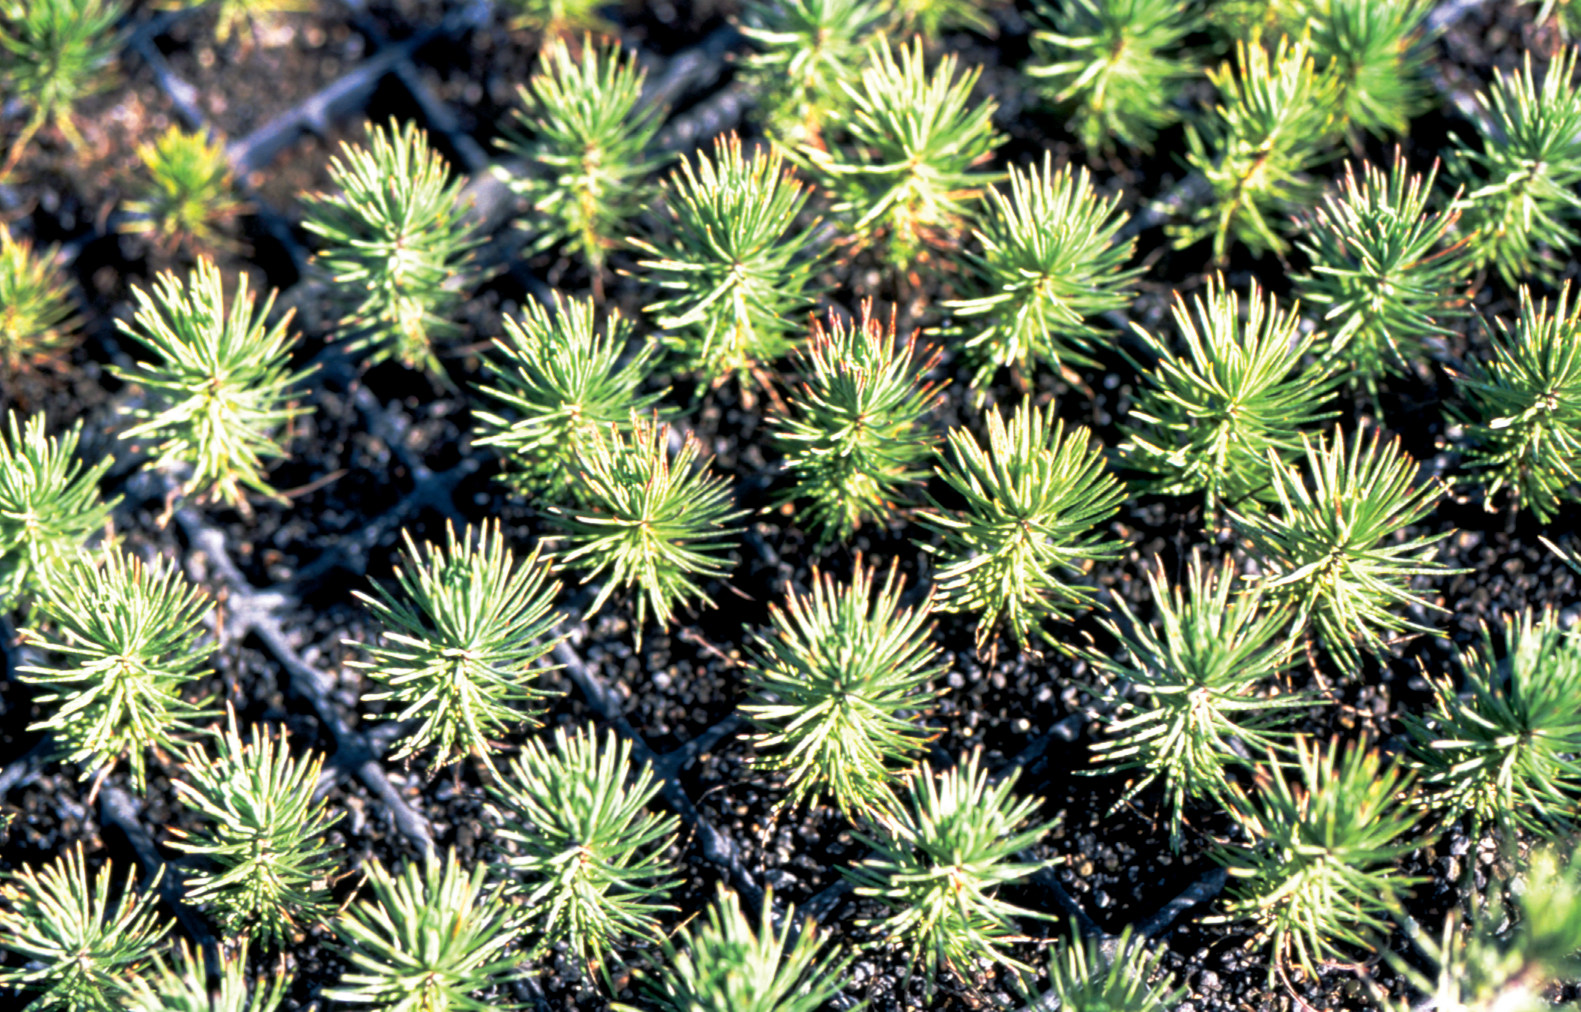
[1,0,1575,1010]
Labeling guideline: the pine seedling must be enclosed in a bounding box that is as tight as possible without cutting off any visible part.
[809,36,1003,269]
[1449,48,1581,284]
[1083,556,1311,849]
[497,37,664,290]
[844,748,1060,986]
[1213,737,1425,984]
[301,119,478,375]
[488,723,680,980]
[113,257,311,509]
[328,850,525,1012]
[891,0,998,38]
[1403,609,1581,838]
[1229,426,1454,673]
[121,126,244,254]
[1025,0,1199,154]
[350,520,564,772]
[743,559,947,819]
[1035,922,1185,1012]
[0,0,123,170]
[472,294,667,501]
[122,940,289,1012]
[1454,285,1581,522]
[168,709,338,948]
[920,397,1126,653]
[0,846,171,1012]
[1118,277,1336,521]
[944,155,1139,389]
[20,545,213,792]
[631,133,824,389]
[625,884,852,1012]
[1293,156,1470,395]
[1307,0,1432,140]
[737,0,888,147]
[0,229,79,373]
[0,411,115,610]
[1174,37,1336,261]
[552,416,747,638]
[771,302,944,545]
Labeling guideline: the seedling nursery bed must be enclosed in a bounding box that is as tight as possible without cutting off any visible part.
[4,0,1581,1010]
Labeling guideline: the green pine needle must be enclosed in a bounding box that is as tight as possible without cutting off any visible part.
[621,884,852,1012]
[0,845,171,1012]
[0,0,123,163]
[497,36,664,282]
[0,228,80,373]
[20,544,214,792]
[944,154,1140,388]
[0,410,116,610]
[631,133,825,389]
[121,125,246,254]
[772,301,945,544]
[1118,276,1337,520]
[921,396,1126,653]
[844,748,1060,986]
[552,415,747,639]
[168,708,339,949]
[122,939,290,1012]
[1084,554,1310,849]
[1293,155,1470,394]
[1026,0,1199,154]
[1037,921,1186,1012]
[350,519,565,772]
[1454,284,1581,522]
[809,35,1003,269]
[302,119,479,375]
[472,293,668,502]
[1214,737,1425,985]
[743,558,947,819]
[328,850,525,1012]
[1228,426,1454,672]
[487,722,680,980]
[1450,47,1581,284]
[738,0,888,147]
[114,256,312,508]
[1173,36,1337,261]
[1403,608,1581,838]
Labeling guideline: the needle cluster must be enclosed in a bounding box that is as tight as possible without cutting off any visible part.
[1307,0,1432,140]
[113,257,311,508]
[498,37,664,284]
[1454,284,1581,521]
[810,37,1002,268]
[944,155,1139,389]
[1215,738,1424,983]
[552,416,746,638]
[122,126,245,254]
[1229,427,1453,672]
[0,411,116,609]
[921,397,1126,652]
[1084,556,1309,848]
[0,229,79,372]
[737,0,887,146]
[488,723,679,979]
[0,846,170,1012]
[772,302,943,544]
[168,711,339,948]
[472,293,666,501]
[844,749,1059,985]
[351,520,564,771]
[302,120,478,374]
[0,0,123,163]
[1118,277,1336,520]
[20,545,213,791]
[632,134,824,389]
[743,560,946,818]
[122,941,289,1012]
[1037,922,1185,1012]
[1026,0,1198,154]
